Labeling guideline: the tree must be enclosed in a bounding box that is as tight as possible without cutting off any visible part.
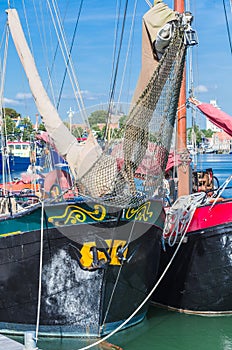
[20,117,34,141]
[1,109,35,141]
[119,114,127,128]
[88,110,108,127]
[2,115,16,139]
[202,129,214,138]
[38,123,46,131]
[3,108,21,119]
[187,125,203,145]
[72,126,84,138]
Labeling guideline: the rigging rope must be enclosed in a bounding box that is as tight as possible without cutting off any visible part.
[35,200,44,344]
[144,0,152,8]
[56,0,84,110]
[104,0,129,142]
[43,0,70,107]
[101,215,136,329]
[163,192,205,247]
[32,0,57,107]
[210,174,232,209]
[117,0,137,106]
[1,27,12,188]
[109,0,122,108]
[22,0,34,57]
[223,0,232,55]
[46,0,89,125]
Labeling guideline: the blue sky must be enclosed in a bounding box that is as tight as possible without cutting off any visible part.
[0,0,231,129]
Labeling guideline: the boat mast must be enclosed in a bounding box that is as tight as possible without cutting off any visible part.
[174,0,190,196]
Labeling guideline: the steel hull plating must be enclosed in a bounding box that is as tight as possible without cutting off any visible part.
[0,198,164,336]
[0,154,31,173]
[152,200,232,314]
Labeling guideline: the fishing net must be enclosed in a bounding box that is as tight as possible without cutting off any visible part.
[6,3,187,209]
[78,17,187,208]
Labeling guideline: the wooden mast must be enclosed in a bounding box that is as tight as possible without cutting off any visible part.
[174,0,191,196]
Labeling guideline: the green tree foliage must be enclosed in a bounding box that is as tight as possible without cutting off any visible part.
[1,108,36,141]
[187,125,214,145]
[187,125,203,145]
[202,129,214,138]
[4,108,21,119]
[88,110,108,127]
[38,123,46,131]
[72,127,84,138]
[2,115,16,139]
[119,114,127,128]
[20,117,34,141]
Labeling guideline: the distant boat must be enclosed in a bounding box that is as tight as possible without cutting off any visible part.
[0,141,34,173]
[204,146,215,154]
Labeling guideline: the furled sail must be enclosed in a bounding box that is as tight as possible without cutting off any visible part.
[7,9,102,180]
[131,0,177,104]
[189,98,232,137]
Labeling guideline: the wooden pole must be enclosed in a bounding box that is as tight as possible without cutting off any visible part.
[174,0,190,197]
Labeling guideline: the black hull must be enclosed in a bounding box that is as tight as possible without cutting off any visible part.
[152,221,232,314]
[0,199,164,336]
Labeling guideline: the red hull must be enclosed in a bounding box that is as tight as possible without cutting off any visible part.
[188,199,232,232]
[152,197,232,314]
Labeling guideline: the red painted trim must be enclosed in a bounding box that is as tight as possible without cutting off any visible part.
[187,200,232,232]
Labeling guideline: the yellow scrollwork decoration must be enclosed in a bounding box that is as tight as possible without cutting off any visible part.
[48,204,107,225]
[125,201,153,222]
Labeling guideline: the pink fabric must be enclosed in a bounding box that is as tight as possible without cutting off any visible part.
[44,169,72,192]
[21,172,40,183]
[197,103,232,137]
[112,142,172,176]
[165,152,181,172]
[36,132,57,149]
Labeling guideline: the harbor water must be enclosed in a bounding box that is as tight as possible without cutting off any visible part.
[4,153,232,350]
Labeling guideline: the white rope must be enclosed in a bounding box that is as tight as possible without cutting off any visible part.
[46,0,88,126]
[32,0,57,106]
[144,0,152,8]
[163,192,205,246]
[1,28,13,187]
[74,206,195,350]
[177,103,186,112]
[22,0,34,56]
[101,217,136,329]
[210,175,232,210]
[117,0,137,105]
[35,200,45,344]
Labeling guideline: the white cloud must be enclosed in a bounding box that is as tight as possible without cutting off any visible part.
[4,97,21,105]
[15,92,32,100]
[80,90,106,101]
[195,85,208,93]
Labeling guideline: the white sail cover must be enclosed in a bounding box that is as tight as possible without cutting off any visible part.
[7,9,102,180]
[132,0,177,104]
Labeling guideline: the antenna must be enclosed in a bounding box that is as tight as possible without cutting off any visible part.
[67,107,74,132]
